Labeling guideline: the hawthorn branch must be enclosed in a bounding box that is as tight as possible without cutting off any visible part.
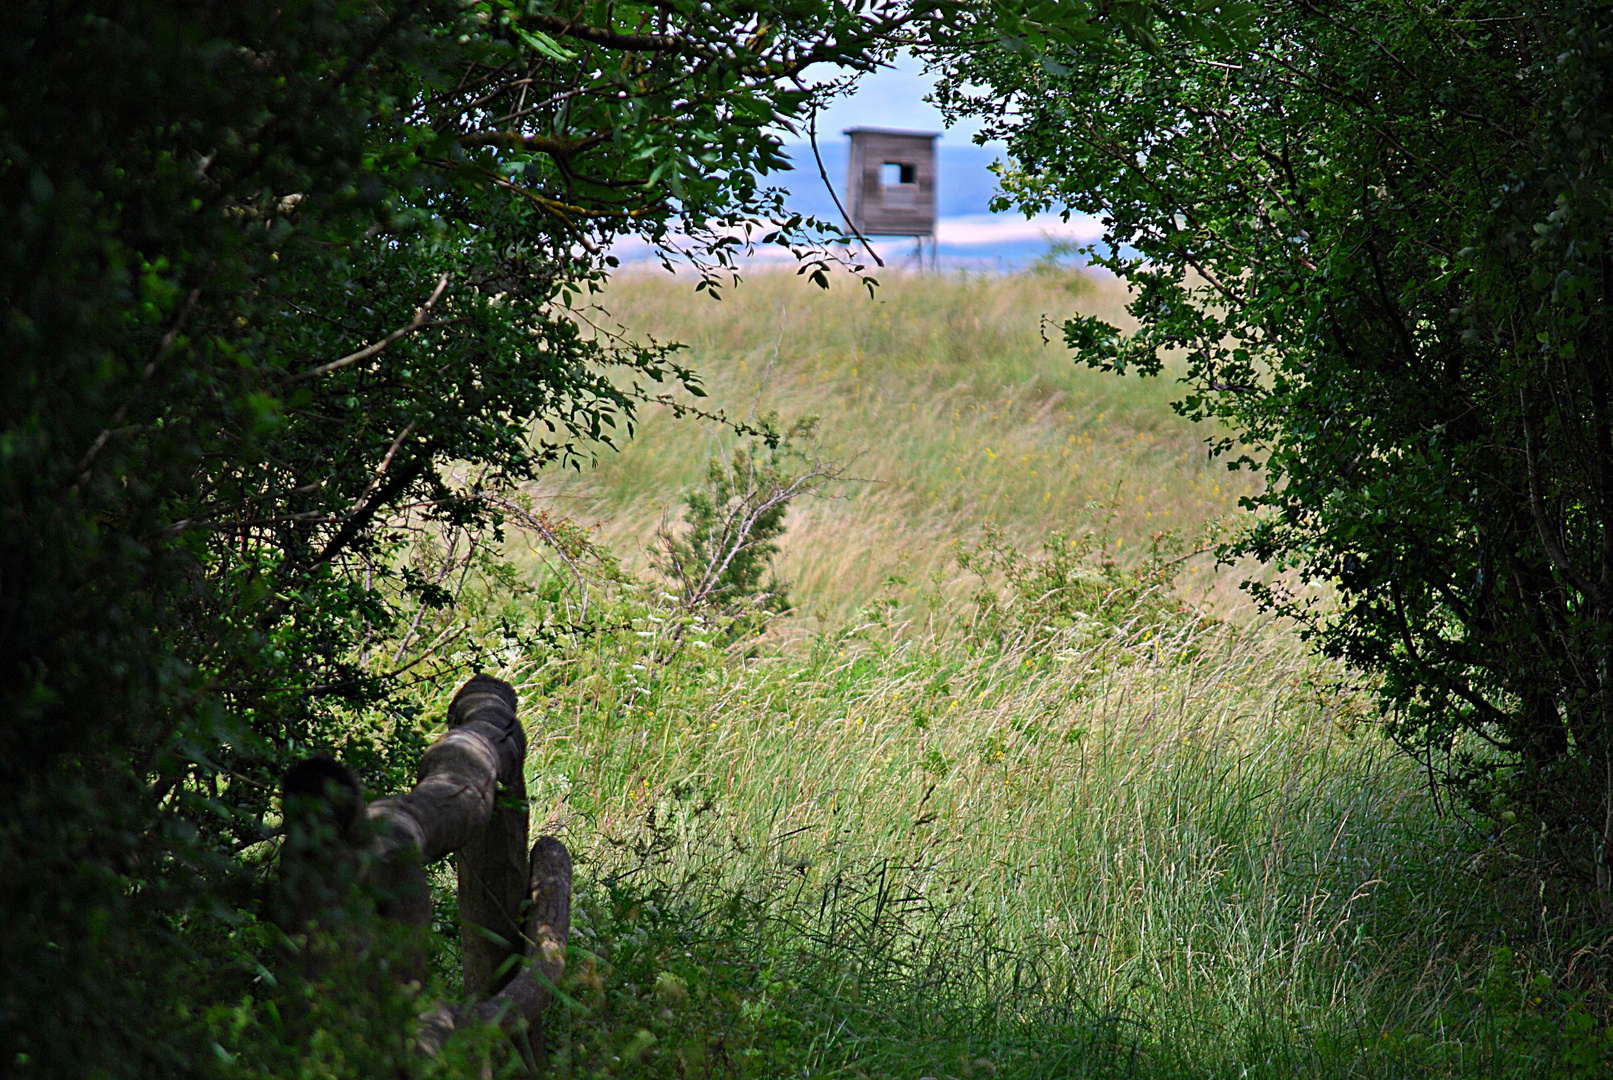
[307,446,431,573]
[71,287,203,490]
[519,11,897,76]
[524,12,712,57]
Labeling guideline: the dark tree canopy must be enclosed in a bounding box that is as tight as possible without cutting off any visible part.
[0,0,897,1073]
[926,0,1613,877]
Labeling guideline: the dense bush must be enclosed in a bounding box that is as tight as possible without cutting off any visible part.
[928,0,1613,880]
[0,0,895,1073]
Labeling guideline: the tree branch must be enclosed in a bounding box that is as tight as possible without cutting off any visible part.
[291,273,450,383]
[1521,385,1600,605]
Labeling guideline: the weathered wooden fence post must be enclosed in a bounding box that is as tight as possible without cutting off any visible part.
[443,676,530,999]
[281,673,570,1058]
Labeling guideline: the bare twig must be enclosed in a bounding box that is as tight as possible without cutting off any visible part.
[391,522,468,667]
[810,107,883,268]
[339,421,420,539]
[476,493,594,620]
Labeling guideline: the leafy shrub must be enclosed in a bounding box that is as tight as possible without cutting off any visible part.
[929,0,1613,877]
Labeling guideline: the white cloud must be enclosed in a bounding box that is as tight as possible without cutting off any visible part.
[936,213,1103,248]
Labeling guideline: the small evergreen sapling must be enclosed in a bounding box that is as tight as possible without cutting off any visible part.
[655,417,843,639]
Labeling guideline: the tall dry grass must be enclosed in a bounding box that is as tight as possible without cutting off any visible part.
[465,560,1532,1078]
[536,269,1259,627]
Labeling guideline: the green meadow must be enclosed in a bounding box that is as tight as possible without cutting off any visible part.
[409,270,1610,1079]
[535,267,1259,624]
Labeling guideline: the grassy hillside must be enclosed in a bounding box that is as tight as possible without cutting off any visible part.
[392,270,1608,1079]
[533,268,1260,626]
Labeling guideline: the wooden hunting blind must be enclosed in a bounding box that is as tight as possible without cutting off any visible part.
[844,127,938,239]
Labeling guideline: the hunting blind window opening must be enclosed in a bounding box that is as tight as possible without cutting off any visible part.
[881,162,918,208]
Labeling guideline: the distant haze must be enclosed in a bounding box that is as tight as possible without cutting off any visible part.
[610,55,1106,269]
[763,138,1103,269]
[770,140,1005,221]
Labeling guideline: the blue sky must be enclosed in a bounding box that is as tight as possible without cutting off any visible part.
[786,51,996,148]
